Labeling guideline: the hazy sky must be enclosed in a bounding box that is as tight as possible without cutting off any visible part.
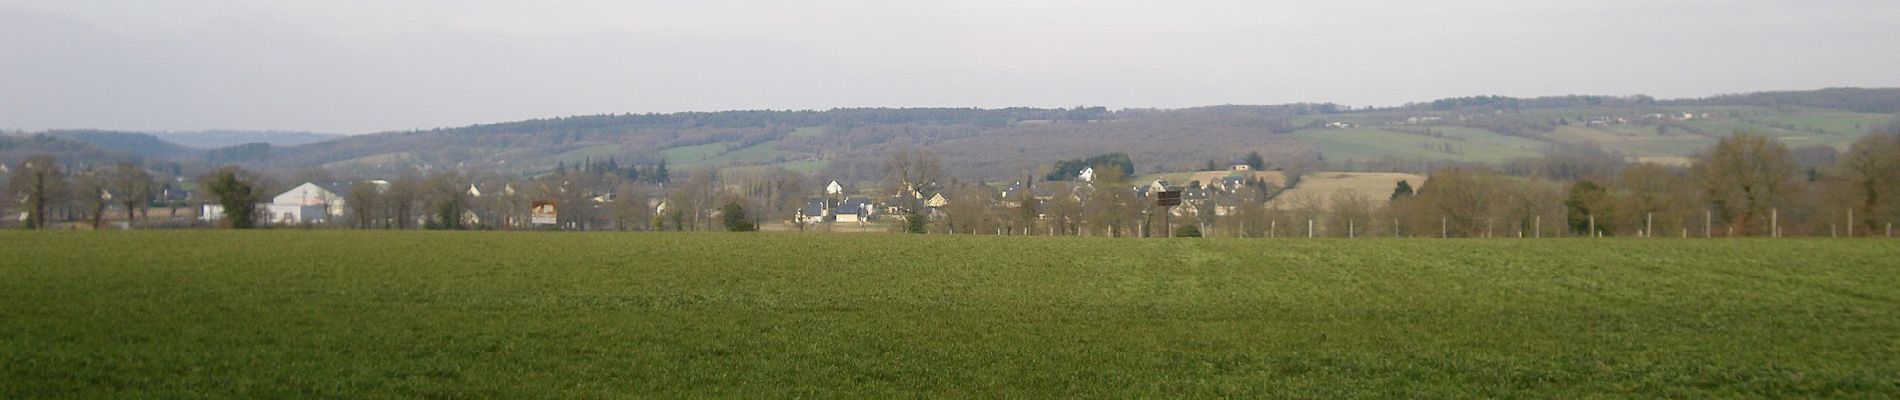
[3,0,1896,134]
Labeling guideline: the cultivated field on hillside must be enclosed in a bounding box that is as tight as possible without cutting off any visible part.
[1267,172,1428,210]
[3,232,1898,398]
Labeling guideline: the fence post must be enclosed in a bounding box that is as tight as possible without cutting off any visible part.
[1705,209,1712,238]
[1535,215,1541,238]
[1647,212,1654,239]
[1307,219,1314,238]
[1441,216,1448,238]
[1848,208,1854,238]
[1349,219,1355,238]
[1771,208,1778,238]
[1588,214,1595,238]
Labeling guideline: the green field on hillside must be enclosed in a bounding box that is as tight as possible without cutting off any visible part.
[1291,127,1544,163]
[4,232,1898,398]
[537,144,627,166]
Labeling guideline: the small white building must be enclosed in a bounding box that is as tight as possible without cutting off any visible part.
[200,204,225,222]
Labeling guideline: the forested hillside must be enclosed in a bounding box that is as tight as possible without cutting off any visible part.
[6,88,1896,183]
[147,130,341,149]
[42,130,198,161]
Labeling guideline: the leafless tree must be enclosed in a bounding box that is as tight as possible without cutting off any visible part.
[1691,133,1794,235]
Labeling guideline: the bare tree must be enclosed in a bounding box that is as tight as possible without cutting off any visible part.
[612,183,654,230]
[386,170,424,229]
[347,180,383,228]
[7,155,65,229]
[940,183,999,234]
[1691,133,1794,235]
[1834,133,1900,232]
[108,163,156,226]
[71,168,110,229]
[882,148,943,230]
[1326,190,1373,237]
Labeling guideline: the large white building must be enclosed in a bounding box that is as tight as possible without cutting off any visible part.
[267,182,354,225]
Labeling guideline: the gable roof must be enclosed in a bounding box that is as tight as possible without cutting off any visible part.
[836,198,871,214]
[276,181,348,200]
[799,200,826,217]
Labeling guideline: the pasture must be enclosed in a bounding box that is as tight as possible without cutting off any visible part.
[3,231,1898,398]
[1289,127,1545,163]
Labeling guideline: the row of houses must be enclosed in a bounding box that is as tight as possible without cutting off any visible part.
[792,164,1281,226]
[200,161,1281,229]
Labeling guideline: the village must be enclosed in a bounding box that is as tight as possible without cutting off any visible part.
[181,160,1327,238]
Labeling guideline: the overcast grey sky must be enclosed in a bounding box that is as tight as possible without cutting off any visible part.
[2,0,1896,134]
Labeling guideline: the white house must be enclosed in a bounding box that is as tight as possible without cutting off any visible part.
[826,181,844,195]
[1145,179,1172,194]
[795,199,826,224]
[835,198,873,223]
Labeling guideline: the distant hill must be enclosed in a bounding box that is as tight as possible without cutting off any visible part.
[253,88,1895,180]
[148,130,342,149]
[0,134,144,168]
[42,130,198,160]
[1666,87,1900,114]
[5,88,1894,180]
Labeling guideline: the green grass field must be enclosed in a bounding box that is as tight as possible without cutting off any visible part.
[4,232,1899,398]
[1290,127,1544,163]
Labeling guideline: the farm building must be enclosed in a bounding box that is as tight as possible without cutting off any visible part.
[266,181,365,225]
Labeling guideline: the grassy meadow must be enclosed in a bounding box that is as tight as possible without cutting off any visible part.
[3,231,1898,398]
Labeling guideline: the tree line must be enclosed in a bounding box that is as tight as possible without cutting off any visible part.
[6,128,1900,238]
